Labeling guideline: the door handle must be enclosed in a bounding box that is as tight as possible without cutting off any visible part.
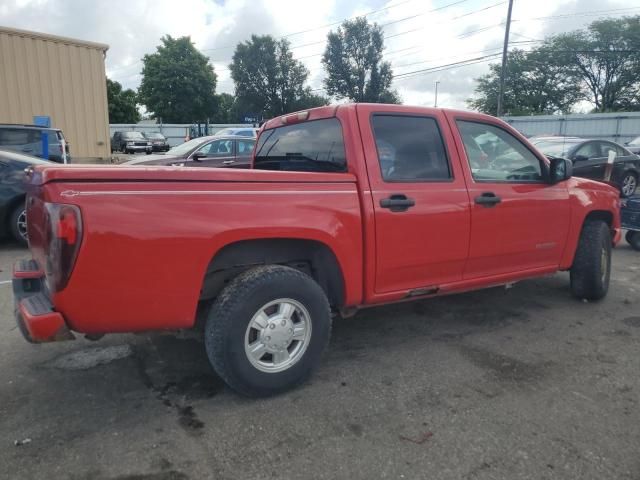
[380,194,415,212]
[474,192,502,207]
[222,160,235,165]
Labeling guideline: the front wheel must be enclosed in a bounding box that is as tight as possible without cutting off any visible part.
[621,172,637,198]
[205,265,331,397]
[570,220,611,300]
[626,231,640,251]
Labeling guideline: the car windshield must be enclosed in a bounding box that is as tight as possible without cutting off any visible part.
[628,136,640,146]
[166,137,210,156]
[122,132,145,140]
[535,140,582,158]
[146,133,165,140]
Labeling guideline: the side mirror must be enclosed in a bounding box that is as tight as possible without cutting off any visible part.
[549,157,572,184]
[191,152,205,162]
[573,154,588,162]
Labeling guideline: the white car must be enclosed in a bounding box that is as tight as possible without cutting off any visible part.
[213,127,259,138]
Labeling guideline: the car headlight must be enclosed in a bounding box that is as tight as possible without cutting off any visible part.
[147,142,152,146]
[127,141,134,145]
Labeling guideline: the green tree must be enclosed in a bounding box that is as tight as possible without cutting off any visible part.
[106,78,140,123]
[211,93,236,123]
[547,16,640,112]
[468,49,581,115]
[230,35,325,118]
[322,18,400,103]
[139,35,218,123]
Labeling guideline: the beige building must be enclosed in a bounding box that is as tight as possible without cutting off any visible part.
[0,26,110,159]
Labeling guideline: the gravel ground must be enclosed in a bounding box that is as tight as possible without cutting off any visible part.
[0,241,638,480]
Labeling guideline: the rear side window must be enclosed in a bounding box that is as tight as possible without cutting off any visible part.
[371,115,451,181]
[254,118,347,172]
[0,128,40,145]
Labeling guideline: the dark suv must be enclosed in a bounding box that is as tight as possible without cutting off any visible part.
[111,131,152,154]
[144,132,170,152]
[0,124,69,163]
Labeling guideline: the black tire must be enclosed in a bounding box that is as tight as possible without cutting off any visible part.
[570,220,611,300]
[626,231,640,251]
[146,150,152,155]
[205,265,331,397]
[620,172,637,198]
[9,203,27,246]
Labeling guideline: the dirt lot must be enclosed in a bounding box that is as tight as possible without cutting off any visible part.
[0,241,639,480]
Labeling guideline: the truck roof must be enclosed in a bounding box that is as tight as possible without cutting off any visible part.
[262,103,497,131]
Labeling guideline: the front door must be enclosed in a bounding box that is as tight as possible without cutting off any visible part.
[356,105,471,294]
[450,114,571,279]
[188,139,236,167]
[572,141,604,180]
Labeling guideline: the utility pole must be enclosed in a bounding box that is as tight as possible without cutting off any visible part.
[434,81,440,107]
[496,0,514,117]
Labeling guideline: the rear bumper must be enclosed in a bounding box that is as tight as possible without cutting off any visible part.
[12,259,74,343]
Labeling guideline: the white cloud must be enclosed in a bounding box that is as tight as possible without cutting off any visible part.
[0,0,636,109]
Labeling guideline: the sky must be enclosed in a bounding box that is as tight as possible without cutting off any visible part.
[1,0,639,111]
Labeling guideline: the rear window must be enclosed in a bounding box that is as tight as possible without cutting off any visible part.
[254,118,347,173]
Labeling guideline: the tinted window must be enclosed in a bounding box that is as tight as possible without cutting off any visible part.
[371,115,450,181]
[237,139,255,155]
[254,118,346,172]
[122,131,145,139]
[197,139,233,156]
[457,121,543,182]
[575,142,600,159]
[0,128,40,145]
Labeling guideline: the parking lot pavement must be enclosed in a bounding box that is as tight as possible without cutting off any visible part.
[0,244,638,480]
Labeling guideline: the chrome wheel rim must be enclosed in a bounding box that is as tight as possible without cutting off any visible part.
[16,209,27,240]
[622,175,636,196]
[244,298,312,373]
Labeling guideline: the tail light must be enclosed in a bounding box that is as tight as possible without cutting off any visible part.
[43,203,82,293]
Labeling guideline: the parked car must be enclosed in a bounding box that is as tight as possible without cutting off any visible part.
[213,127,259,138]
[123,135,255,168]
[0,124,69,163]
[625,136,640,155]
[621,195,640,250]
[111,131,152,154]
[0,149,52,245]
[14,104,621,397]
[143,132,170,152]
[532,137,640,197]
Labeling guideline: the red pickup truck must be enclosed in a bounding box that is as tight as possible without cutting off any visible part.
[14,104,621,397]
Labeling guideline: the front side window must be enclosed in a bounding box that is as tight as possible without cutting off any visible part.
[371,115,451,181]
[254,118,347,172]
[197,139,233,156]
[457,121,543,182]
[575,142,600,159]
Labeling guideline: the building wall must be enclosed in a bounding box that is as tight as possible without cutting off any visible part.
[0,27,110,158]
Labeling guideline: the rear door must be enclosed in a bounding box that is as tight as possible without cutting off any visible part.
[356,105,471,294]
[450,114,571,279]
[234,138,256,168]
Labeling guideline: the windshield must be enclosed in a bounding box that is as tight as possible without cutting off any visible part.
[629,136,640,146]
[534,140,581,158]
[122,132,145,140]
[166,137,210,156]
[145,133,165,139]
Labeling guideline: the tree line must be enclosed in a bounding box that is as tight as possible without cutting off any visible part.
[469,16,640,115]
[107,18,398,124]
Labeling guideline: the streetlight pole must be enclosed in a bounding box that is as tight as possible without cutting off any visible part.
[497,0,514,117]
[434,81,440,107]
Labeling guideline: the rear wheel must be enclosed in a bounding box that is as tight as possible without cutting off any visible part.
[621,172,637,197]
[205,265,331,397]
[626,231,640,251]
[570,220,611,300]
[9,204,27,246]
